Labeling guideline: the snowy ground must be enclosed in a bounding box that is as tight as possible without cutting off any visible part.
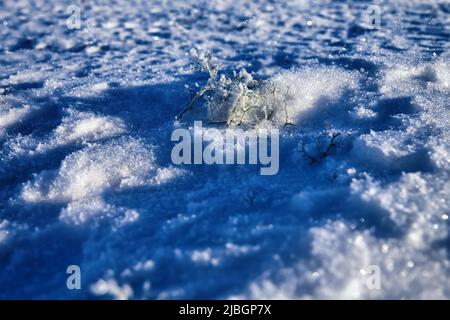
[0,0,449,299]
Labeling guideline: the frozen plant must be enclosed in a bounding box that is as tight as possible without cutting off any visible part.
[299,130,341,164]
[177,49,293,129]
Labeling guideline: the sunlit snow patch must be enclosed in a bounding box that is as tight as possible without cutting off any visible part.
[22,137,155,202]
[0,97,37,130]
[381,59,450,97]
[40,109,127,150]
[269,67,360,124]
[21,137,182,227]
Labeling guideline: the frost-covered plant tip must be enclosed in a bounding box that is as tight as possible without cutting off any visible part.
[177,49,294,129]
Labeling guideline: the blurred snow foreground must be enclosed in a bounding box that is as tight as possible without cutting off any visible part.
[0,0,450,299]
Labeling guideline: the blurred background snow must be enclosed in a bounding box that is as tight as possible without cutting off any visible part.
[0,0,449,299]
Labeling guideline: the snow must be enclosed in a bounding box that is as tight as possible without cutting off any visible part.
[0,101,35,130]
[0,0,449,299]
[270,67,360,124]
[21,137,157,202]
[47,109,127,148]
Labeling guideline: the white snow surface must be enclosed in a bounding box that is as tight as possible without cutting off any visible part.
[0,0,449,299]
